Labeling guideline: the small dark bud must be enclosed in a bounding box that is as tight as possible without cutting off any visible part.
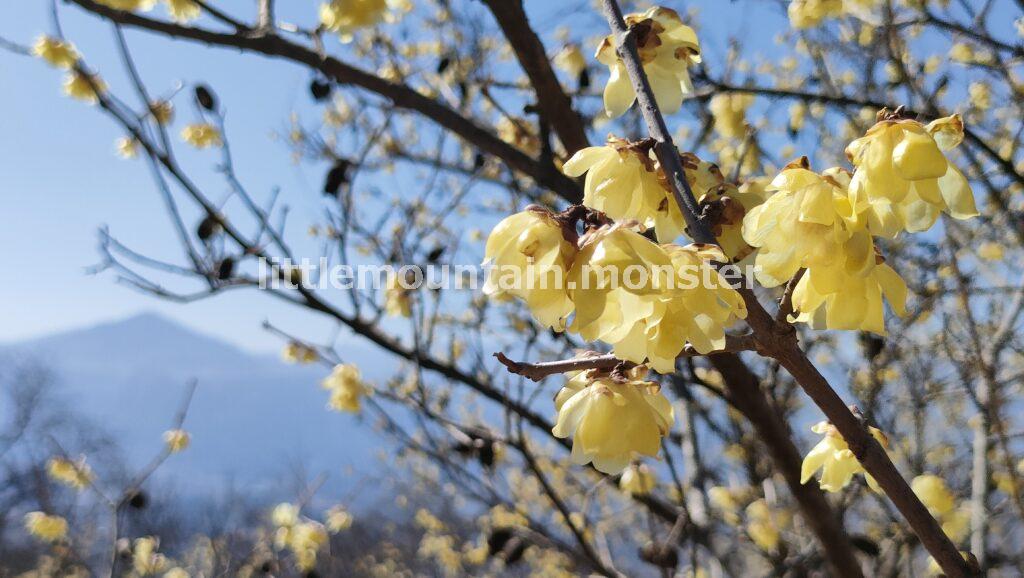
[436,55,452,74]
[426,246,445,263]
[486,527,514,556]
[477,442,495,468]
[197,215,221,241]
[194,84,217,111]
[578,68,591,90]
[503,537,527,565]
[217,257,236,281]
[127,490,148,509]
[850,535,881,557]
[639,542,678,569]
[323,159,352,197]
[473,153,485,170]
[310,79,332,102]
[858,332,886,360]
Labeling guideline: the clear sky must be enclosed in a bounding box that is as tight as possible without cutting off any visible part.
[6,0,1000,352]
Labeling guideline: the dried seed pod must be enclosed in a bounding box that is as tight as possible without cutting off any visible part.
[194,84,217,111]
[323,159,352,197]
[197,215,221,241]
[127,489,148,510]
[217,257,236,280]
[310,79,332,101]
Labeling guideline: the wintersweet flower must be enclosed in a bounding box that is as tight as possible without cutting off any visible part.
[742,161,857,287]
[846,113,977,237]
[321,363,368,413]
[180,123,222,149]
[47,456,94,490]
[745,499,789,551]
[596,7,701,118]
[787,0,843,29]
[326,505,354,532]
[483,207,575,330]
[149,100,174,125]
[163,429,190,453]
[32,36,78,69]
[801,420,888,493]
[24,512,68,543]
[320,0,409,43]
[63,72,106,104]
[272,503,300,527]
[789,233,908,335]
[282,341,318,364]
[384,273,412,317]
[619,463,657,495]
[96,0,156,10]
[116,137,139,159]
[708,94,754,139]
[562,137,678,241]
[636,244,747,372]
[554,44,587,79]
[912,474,971,542]
[553,369,674,474]
[164,0,201,22]
[133,537,169,575]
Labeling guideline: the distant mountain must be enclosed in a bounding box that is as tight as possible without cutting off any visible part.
[1,313,392,496]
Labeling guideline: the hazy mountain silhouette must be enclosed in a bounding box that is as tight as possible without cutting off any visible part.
[2,313,389,493]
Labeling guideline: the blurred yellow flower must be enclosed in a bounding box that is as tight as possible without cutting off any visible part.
[787,0,843,29]
[32,36,78,68]
[133,536,169,575]
[619,463,657,495]
[116,136,139,159]
[47,456,94,490]
[180,123,222,149]
[164,0,200,21]
[709,94,754,139]
[596,7,700,118]
[163,429,191,453]
[24,512,68,543]
[384,272,412,318]
[912,474,970,542]
[745,499,789,551]
[282,341,318,364]
[321,363,368,413]
[326,505,353,532]
[552,370,674,474]
[63,72,106,104]
[320,0,409,42]
[977,241,1004,261]
[554,44,587,78]
[96,0,156,10]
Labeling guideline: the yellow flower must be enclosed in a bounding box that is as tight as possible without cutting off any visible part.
[63,72,106,104]
[707,486,740,524]
[846,114,977,237]
[116,136,139,159]
[596,7,701,118]
[163,429,190,453]
[483,207,575,330]
[47,456,94,490]
[272,502,300,527]
[742,162,857,287]
[562,137,679,241]
[554,44,587,78]
[619,463,657,495]
[709,94,754,139]
[787,0,844,29]
[149,100,174,125]
[745,499,789,551]
[32,36,78,68]
[24,512,68,543]
[164,569,189,578]
[326,505,353,532]
[320,0,407,42]
[96,0,156,10]
[496,116,540,157]
[912,474,971,542]
[800,420,887,493]
[977,241,1004,261]
[164,0,200,21]
[789,233,908,335]
[180,123,222,148]
[384,272,412,317]
[282,341,318,364]
[552,370,674,474]
[133,537,169,576]
[321,363,368,413]
[969,82,991,110]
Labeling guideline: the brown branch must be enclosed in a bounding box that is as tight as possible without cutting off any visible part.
[494,334,758,382]
[66,0,584,204]
[482,0,590,156]
[599,1,974,576]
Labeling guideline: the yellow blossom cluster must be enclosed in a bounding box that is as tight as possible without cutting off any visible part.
[552,368,674,474]
[319,0,411,43]
[321,363,369,413]
[800,420,888,492]
[47,456,94,490]
[271,503,329,572]
[595,7,701,118]
[32,36,78,69]
[132,537,170,575]
[163,429,191,453]
[24,512,68,543]
[385,272,413,317]
[619,462,657,495]
[180,123,222,149]
[912,474,971,542]
[282,341,319,364]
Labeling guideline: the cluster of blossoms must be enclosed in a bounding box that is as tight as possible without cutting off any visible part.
[320,0,412,43]
[93,0,201,22]
[800,420,889,492]
[271,503,330,573]
[163,428,191,453]
[321,363,370,413]
[24,512,68,543]
[743,112,976,335]
[47,456,94,490]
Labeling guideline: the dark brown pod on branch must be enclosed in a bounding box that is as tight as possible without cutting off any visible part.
[197,215,221,241]
[310,79,332,102]
[578,68,591,90]
[858,332,886,361]
[217,257,236,281]
[194,84,217,111]
[127,489,148,509]
[323,159,352,197]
